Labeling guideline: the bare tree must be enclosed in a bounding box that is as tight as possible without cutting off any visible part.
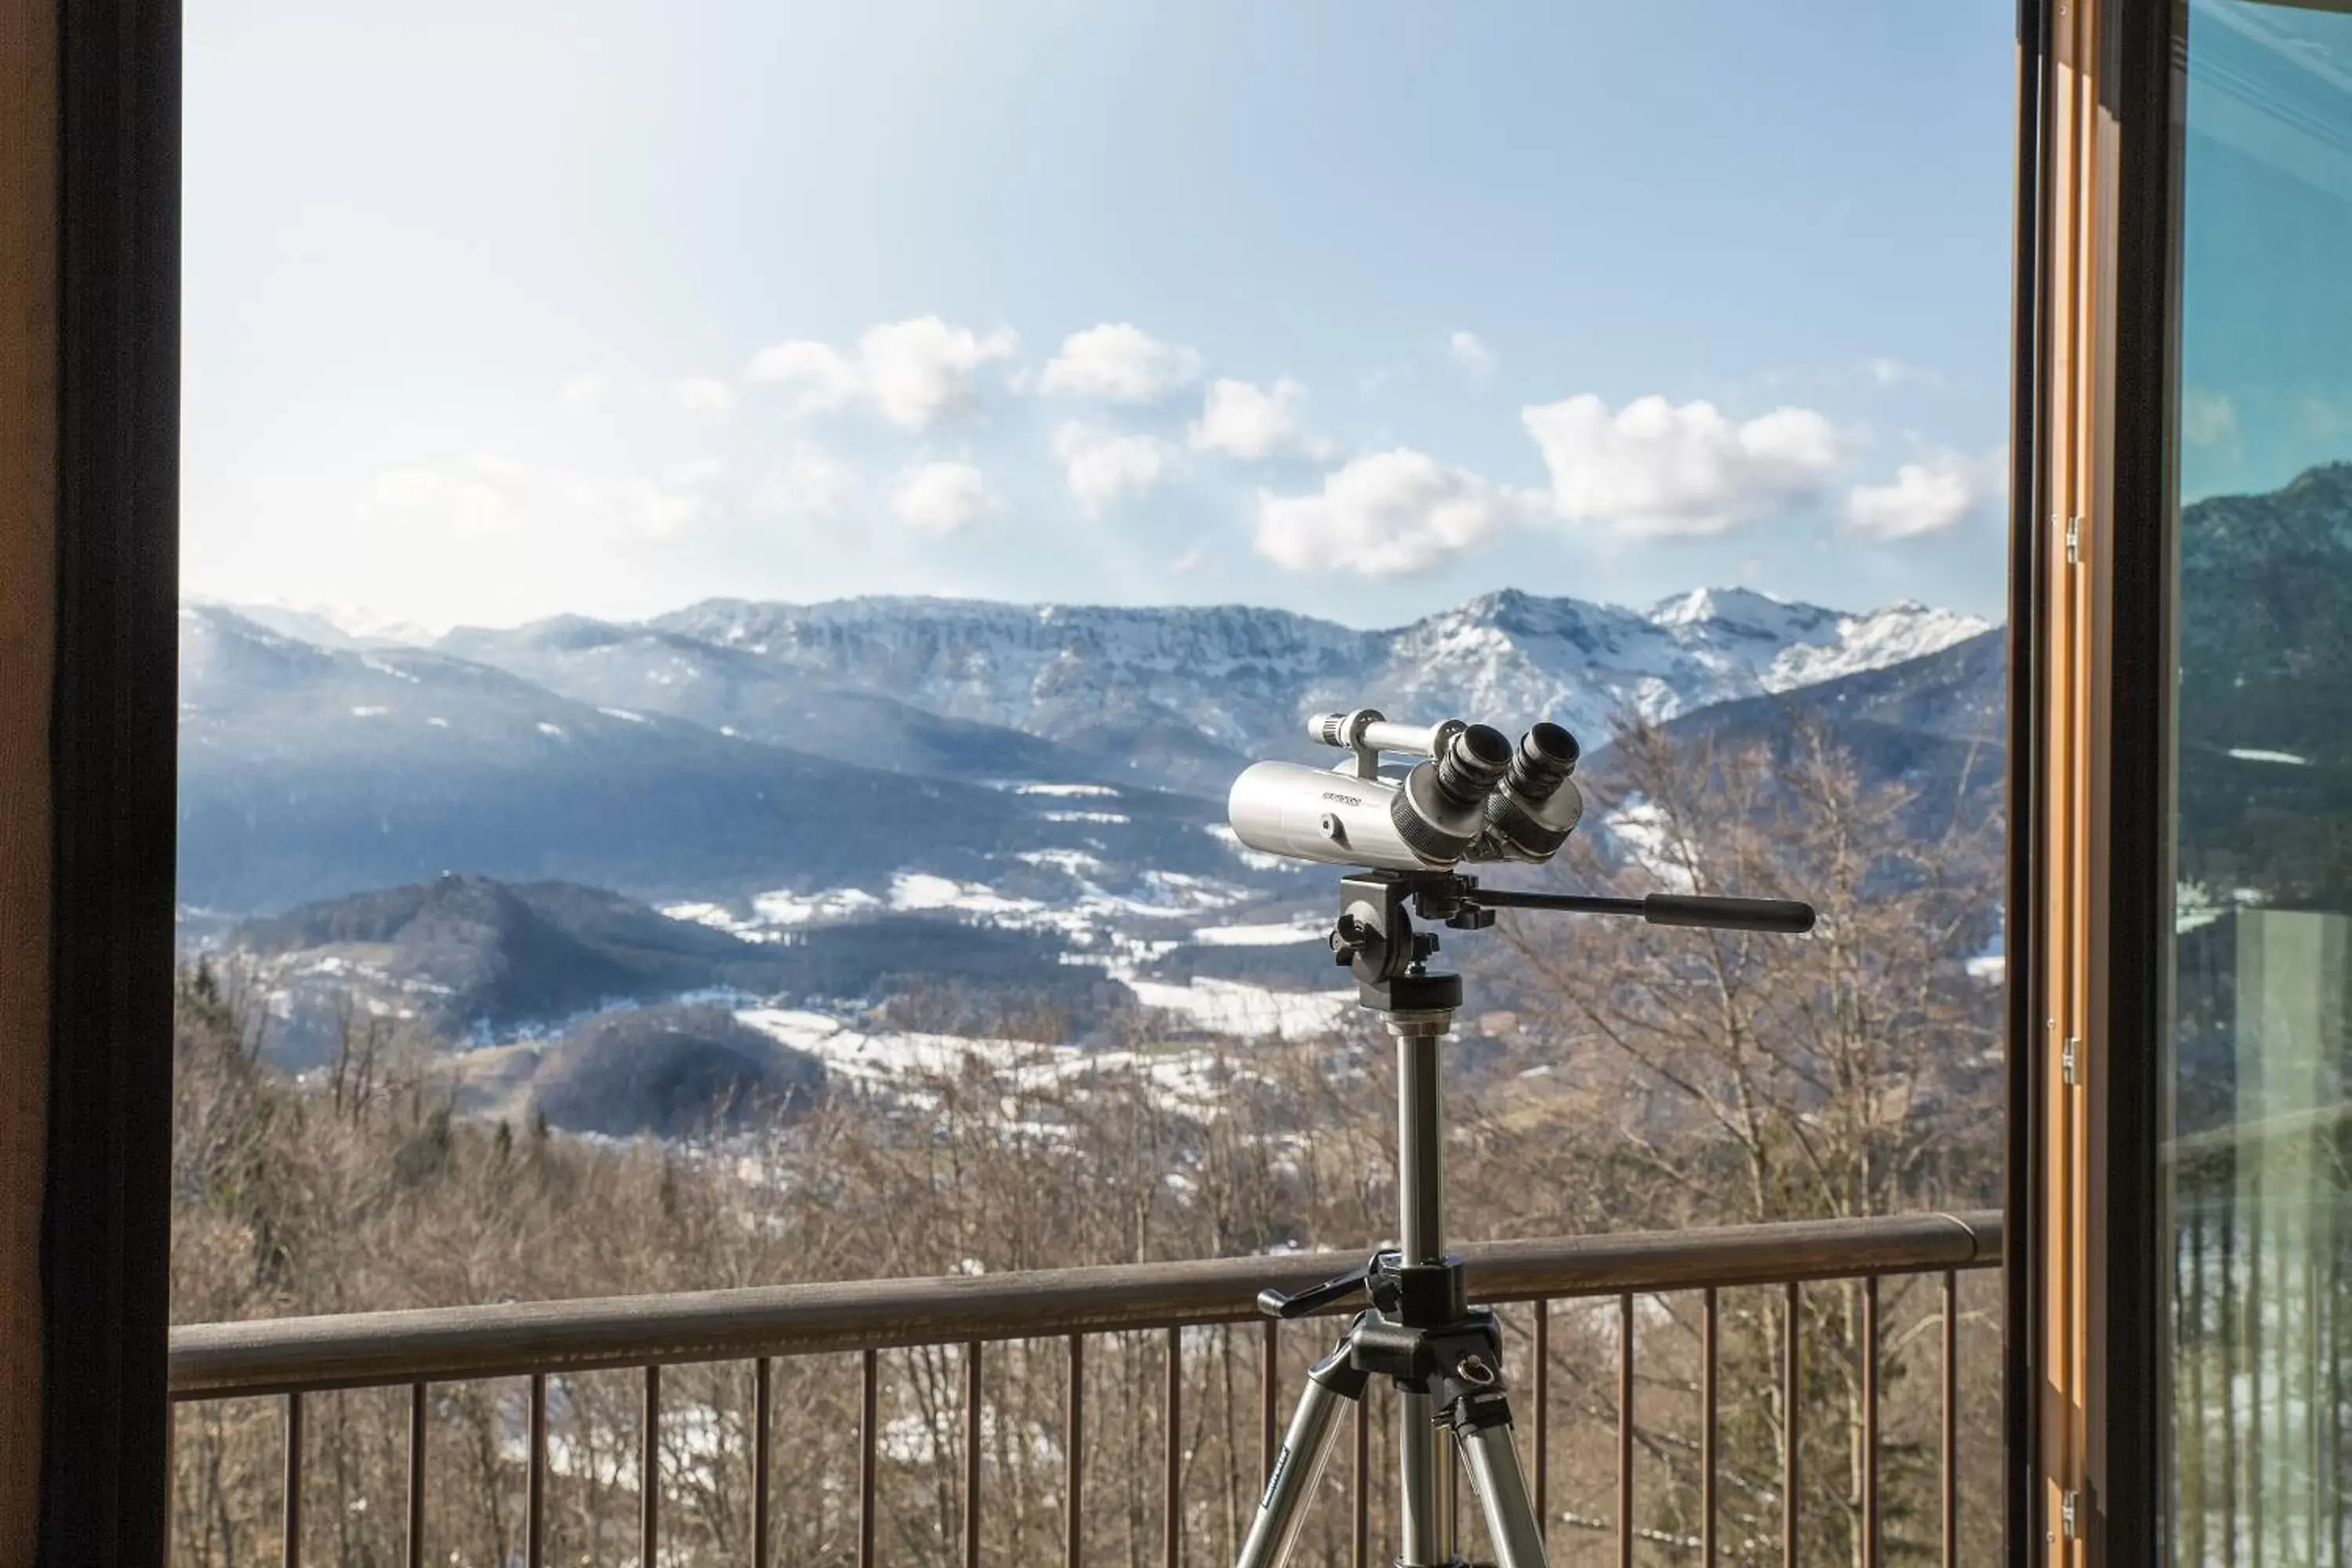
[1497,718,2003,1565]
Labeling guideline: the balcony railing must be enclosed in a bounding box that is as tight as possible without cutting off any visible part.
[169,1208,2001,1568]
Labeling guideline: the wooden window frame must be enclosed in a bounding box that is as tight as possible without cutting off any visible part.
[2009,0,2182,1562]
[4,0,182,1562]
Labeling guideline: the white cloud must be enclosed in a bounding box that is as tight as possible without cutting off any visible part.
[560,373,609,409]
[1446,332,1497,387]
[2182,385,2238,449]
[1254,449,1533,576]
[861,319,1019,429]
[744,317,1018,430]
[743,340,859,412]
[1039,323,1202,404]
[1051,423,1171,517]
[1187,377,1330,462]
[1842,448,1988,539]
[361,457,711,543]
[753,444,858,521]
[2299,394,2349,439]
[891,461,1000,536]
[364,467,525,539]
[1520,394,1845,538]
[1865,357,1944,390]
[673,376,738,415]
[571,474,706,539]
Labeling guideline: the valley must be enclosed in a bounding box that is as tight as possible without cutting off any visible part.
[180,580,2011,1136]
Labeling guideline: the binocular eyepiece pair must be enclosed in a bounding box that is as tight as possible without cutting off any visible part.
[1228,709,1585,873]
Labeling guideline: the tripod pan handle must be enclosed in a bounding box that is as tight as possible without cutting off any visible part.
[1258,1265,1372,1320]
[1641,893,1817,934]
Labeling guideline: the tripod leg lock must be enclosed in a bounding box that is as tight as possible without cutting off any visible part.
[1306,1316,1377,1401]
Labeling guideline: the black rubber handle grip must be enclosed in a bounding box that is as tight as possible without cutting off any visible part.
[1257,1268,1369,1320]
[1641,894,1817,934]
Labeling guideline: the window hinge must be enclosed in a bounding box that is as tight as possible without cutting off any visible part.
[2063,515,2082,566]
[2061,1488,2082,1540]
[2061,1037,2082,1087]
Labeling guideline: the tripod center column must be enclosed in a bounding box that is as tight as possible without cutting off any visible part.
[1390,1009,1452,1264]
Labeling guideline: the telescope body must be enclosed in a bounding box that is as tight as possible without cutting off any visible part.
[1226,760,1446,872]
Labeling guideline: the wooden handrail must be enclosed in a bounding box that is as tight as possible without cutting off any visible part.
[169,1208,1999,1401]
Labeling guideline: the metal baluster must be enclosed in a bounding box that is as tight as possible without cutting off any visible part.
[2225,1196,2239,1568]
[1862,1276,1880,1567]
[2252,1175,2267,1568]
[1533,1298,1548,1544]
[2307,1202,2323,1563]
[964,1341,983,1568]
[1066,1336,1086,1568]
[1702,1287,1718,1568]
[2174,1214,2193,1566]
[282,1392,303,1568]
[2332,1207,2345,1568]
[1618,1292,1635,1568]
[1165,1325,1182,1568]
[1261,1317,1279,1483]
[754,1358,772,1568]
[859,1348,878,1568]
[527,1373,546,1568]
[1354,1393,1370,1568]
[1784,1282,1801,1568]
[2188,1205,2209,1568]
[1942,1270,1959,1568]
[406,1384,426,1568]
[642,1363,661,1568]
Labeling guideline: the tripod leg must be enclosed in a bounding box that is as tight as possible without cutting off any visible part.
[1396,1389,1457,1566]
[1458,1421,1550,1568]
[1235,1339,1367,1568]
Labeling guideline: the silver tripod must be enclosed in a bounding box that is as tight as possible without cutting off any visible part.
[1232,870,1816,1568]
[1234,871,1551,1568]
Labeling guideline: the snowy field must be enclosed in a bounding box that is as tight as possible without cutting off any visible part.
[731,1007,1299,1112]
[651,784,1352,1043]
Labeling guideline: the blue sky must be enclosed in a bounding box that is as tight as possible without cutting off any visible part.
[183,0,2020,631]
[2178,0,2352,509]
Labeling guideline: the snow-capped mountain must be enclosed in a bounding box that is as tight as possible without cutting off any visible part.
[176,604,1247,914]
[627,587,1988,787]
[188,595,445,651]
[180,584,1996,917]
[1360,587,1987,744]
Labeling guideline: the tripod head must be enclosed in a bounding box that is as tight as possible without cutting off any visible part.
[1327,867,1817,1018]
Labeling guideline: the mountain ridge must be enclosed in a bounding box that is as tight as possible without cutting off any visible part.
[178,604,1236,913]
[180,585,2000,923]
[434,585,1991,793]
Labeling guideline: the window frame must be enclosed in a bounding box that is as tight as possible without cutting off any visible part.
[2009,0,2187,1560]
[34,0,183,1559]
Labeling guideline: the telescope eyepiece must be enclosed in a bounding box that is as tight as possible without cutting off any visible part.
[1507,722,1581,804]
[1387,724,1512,865]
[1433,724,1512,808]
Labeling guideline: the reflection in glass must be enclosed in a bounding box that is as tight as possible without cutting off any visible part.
[2167,2,2352,1563]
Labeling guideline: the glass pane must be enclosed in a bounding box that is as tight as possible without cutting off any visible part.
[2167,3,2352,1563]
